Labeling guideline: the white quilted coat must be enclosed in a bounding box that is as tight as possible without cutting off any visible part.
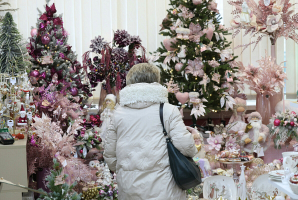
[103,83,198,200]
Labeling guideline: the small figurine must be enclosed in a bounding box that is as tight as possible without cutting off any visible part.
[241,112,269,157]
[17,104,27,125]
[100,94,116,143]
[228,97,247,134]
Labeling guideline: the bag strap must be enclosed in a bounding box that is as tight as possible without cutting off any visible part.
[159,103,168,136]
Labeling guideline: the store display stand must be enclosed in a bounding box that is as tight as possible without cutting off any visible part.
[219,160,251,181]
[269,179,298,200]
[0,134,28,200]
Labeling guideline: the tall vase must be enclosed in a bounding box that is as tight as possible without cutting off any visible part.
[269,42,283,113]
[256,93,272,125]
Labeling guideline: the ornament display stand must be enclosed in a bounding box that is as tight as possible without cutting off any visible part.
[219,160,251,181]
[0,134,28,200]
[269,179,298,200]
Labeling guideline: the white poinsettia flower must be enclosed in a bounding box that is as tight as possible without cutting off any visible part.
[266,14,283,33]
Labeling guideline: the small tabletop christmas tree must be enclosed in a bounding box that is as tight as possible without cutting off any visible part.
[152,0,243,119]
[0,12,27,75]
[27,0,91,104]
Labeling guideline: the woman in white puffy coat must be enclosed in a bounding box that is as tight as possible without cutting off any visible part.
[103,63,198,200]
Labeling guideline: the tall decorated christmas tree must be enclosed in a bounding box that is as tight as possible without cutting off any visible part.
[0,12,27,75]
[27,0,91,104]
[152,0,242,119]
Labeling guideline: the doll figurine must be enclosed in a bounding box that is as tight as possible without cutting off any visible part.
[100,94,116,143]
[241,112,269,157]
[228,97,247,134]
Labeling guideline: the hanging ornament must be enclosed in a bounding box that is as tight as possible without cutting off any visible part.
[199,73,210,91]
[70,87,78,96]
[30,70,40,77]
[175,63,183,71]
[163,38,177,51]
[175,92,189,104]
[177,45,186,58]
[225,70,233,82]
[212,73,221,84]
[41,35,50,45]
[30,28,38,37]
[264,0,270,6]
[192,0,202,5]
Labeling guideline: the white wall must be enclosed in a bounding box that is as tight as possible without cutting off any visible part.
[3,0,297,99]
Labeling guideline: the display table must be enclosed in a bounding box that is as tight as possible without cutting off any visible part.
[269,179,298,200]
[0,135,28,200]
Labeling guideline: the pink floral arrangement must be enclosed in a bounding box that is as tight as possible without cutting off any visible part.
[206,124,240,153]
[229,0,298,50]
[237,52,286,95]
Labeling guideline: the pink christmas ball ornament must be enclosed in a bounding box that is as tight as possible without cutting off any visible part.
[163,38,177,51]
[70,87,78,96]
[30,28,38,37]
[175,63,183,71]
[274,119,281,126]
[290,121,295,126]
[41,35,51,45]
[193,0,202,5]
[30,70,40,77]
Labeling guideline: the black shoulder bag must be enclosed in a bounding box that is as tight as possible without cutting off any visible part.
[159,103,201,190]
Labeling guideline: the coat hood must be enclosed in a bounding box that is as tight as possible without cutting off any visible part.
[119,82,168,109]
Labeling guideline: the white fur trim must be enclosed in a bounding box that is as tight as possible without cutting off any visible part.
[259,132,266,143]
[120,83,168,106]
[241,134,250,141]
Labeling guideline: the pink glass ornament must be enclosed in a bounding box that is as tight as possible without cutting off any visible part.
[163,38,177,51]
[175,63,183,71]
[70,87,78,96]
[41,35,50,45]
[80,149,83,154]
[290,121,295,126]
[30,28,38,37]
[193,0,202,5]
[30,70,40,77]
[274,119,281,126]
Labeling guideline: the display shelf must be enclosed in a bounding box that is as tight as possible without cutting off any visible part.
[269,179,298,200]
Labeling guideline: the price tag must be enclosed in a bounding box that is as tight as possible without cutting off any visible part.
[10,77,16,85]
[7,120,14,128]
[27,112,32,120]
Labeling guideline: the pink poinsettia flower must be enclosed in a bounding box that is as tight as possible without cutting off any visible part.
[208,60,220,68]
[225,136,237,150]
[207,134,223,151]
[208,1,219,13]
[266,14,283,33]
[185,58,204,77]
[243,64,259,80]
